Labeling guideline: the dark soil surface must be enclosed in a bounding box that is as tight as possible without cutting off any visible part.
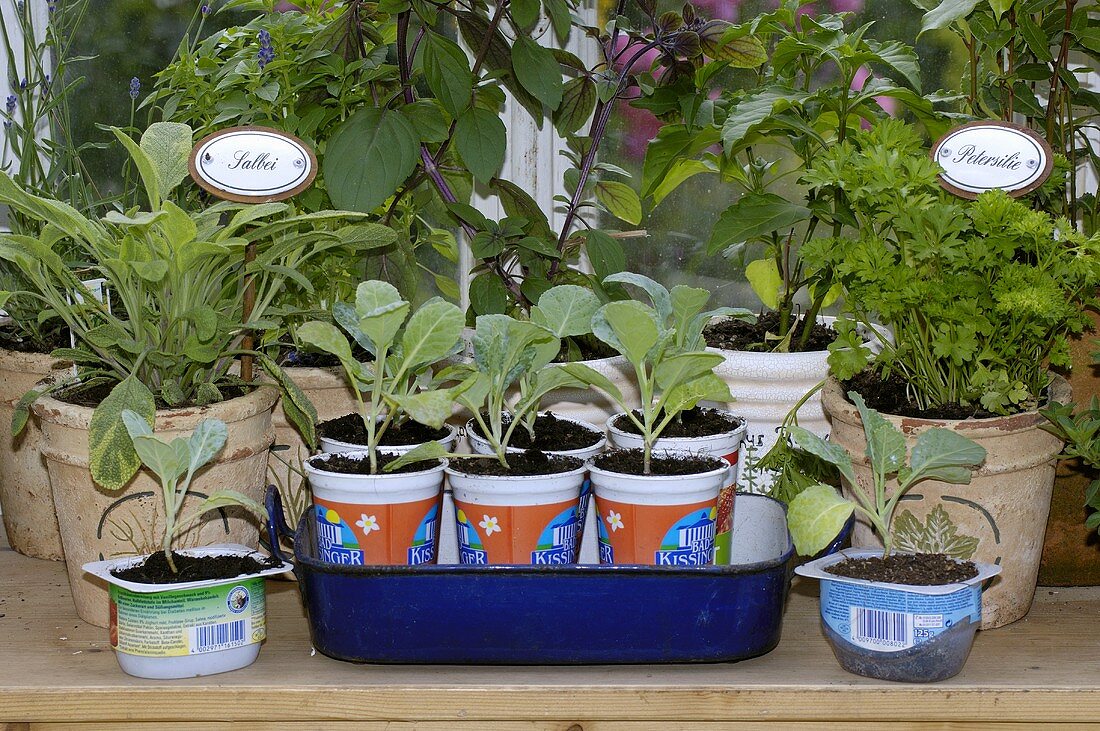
[319,413,451,446]
[450,451,582,477]
[307,452,442,475]
[553,334,619,362]
[593,449,726,476]
[704,312,836,352]
[612,407,742,438]
[471,412,602,451]
[826,553,978,585]
[280,345,374,368]
[843,370,999,420]
[0,325,67,354]
[111,550,281,585]
[55,380,250,410]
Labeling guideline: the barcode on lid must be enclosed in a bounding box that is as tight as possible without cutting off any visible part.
[190,619,247,654]
[850,606,912,649]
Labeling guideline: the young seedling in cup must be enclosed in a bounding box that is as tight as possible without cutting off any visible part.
[296,281,468,473]
[785,392,987,556]
[562,273,752,472]
[120,410,265,574]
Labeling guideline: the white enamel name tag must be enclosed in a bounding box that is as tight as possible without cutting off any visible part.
[189,126,317,202]
[931,122,1053,199]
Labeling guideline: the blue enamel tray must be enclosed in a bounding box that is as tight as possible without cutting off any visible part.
[265,487,847,665]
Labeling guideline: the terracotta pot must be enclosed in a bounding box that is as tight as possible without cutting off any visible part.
[34,385,278,627]
[0,347,70,560]
[538,356,640,428]
[822,375,1070,629]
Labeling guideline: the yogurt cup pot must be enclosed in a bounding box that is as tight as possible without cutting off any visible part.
[796,548,1002,682]
[83,544,292,679]
[304,450,447,566]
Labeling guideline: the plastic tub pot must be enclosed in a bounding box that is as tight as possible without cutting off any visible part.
[466,413,607,562]
[304,451,447,566]
[588,453,733,566]
[446,461,588,565]
[83,544,292,679]
[605,413,746,564]
[320,422,459,455]
[796,549,1002,682]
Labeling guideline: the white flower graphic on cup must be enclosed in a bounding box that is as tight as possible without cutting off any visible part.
[479,515,501,535]
[607,510,624,532]
[356,514,380,536]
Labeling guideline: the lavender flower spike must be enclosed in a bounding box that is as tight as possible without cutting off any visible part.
[129,77,141,100]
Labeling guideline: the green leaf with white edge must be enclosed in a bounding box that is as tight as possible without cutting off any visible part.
[920,0,981,33]
[422,32,474,117]
[708,193,810,255]
[559,362,625,405]
[111,127,161,208]
[399,298,465,372]
[531,285,601,339]
[663,372,731,414]
[788,425,858,487]
[654,352,725,391]
[907,428,986,487]
[355,280,410,352]
[186,419,228,474]
[850,391,907,477]
[745,258,783,309]
[594,300,660,366]
[324,107,420,214]
[455,107,507,185]
[296,321,354,365]
[90,376,156,491]
[787,483,856,557]
[603,272,672,323]
[595,181,643,225]
[384,440,449,472]
[512,35,564,110]
[139,122,192,196]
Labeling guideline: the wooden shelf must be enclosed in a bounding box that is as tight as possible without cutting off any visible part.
[2,534,1100,729]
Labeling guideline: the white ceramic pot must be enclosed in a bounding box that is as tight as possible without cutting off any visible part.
[83,544,292,679]
[304,452,447,566]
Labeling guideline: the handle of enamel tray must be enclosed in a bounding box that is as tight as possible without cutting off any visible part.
[265,485,294,565]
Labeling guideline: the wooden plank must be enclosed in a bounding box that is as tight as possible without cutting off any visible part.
[2,533,1100,726]
[19,724,1100,731]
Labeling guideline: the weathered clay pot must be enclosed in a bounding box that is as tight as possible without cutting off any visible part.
[34,386,278,627]
[538,356,640,428]
[823,375,1071,629]
[0,347,70,560]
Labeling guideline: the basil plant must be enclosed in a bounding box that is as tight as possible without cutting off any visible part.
[121,410,265,575]
[563,273,753,473]
[296,281,469,474]
[786,392,986,557]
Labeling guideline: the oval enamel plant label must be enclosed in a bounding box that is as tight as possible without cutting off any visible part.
[931,121,1052,200]
[189,126,316,202]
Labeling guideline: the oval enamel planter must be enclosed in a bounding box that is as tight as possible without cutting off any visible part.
[446,460,588,565]
[83,544,292,679]
[605,410,745,564]
[319,422,459,455]
[796,549,1001,683]
[589,453,733,566]
[304,452,447,566]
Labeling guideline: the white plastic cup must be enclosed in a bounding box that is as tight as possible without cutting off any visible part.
[320,422,459,455]
[588,452,733,566]
[304,451,447,566]
[605,409,746,563]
